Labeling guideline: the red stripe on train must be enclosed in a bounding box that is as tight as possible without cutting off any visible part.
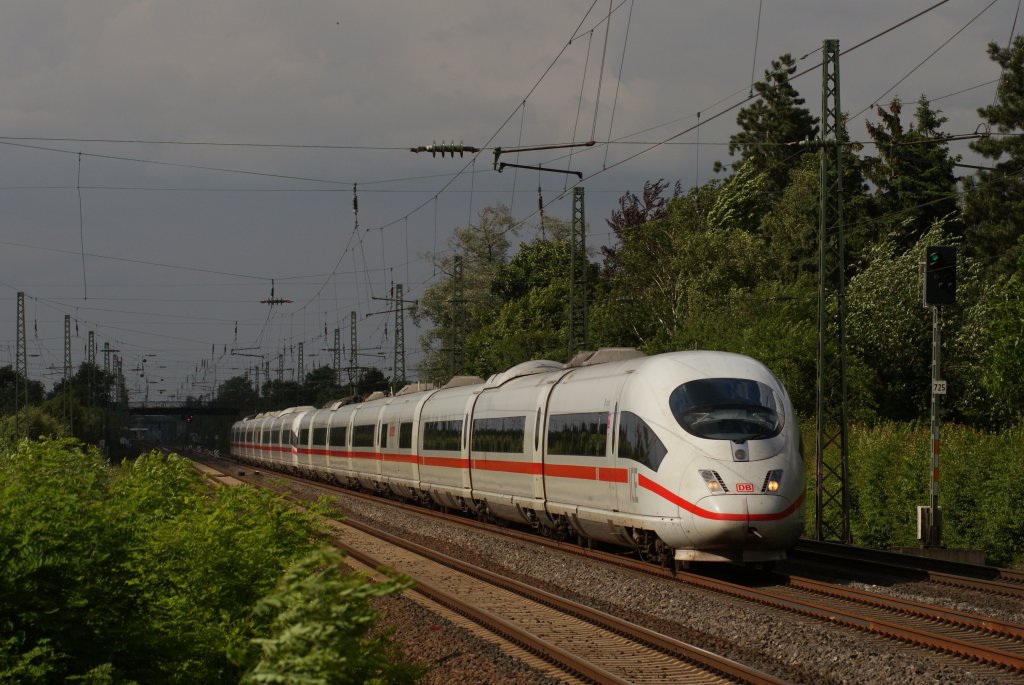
[637,474,804,522]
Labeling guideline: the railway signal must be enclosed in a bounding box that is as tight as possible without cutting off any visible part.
[924,246,956,306]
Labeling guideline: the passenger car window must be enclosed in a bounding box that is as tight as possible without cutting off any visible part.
[618,411,667,471]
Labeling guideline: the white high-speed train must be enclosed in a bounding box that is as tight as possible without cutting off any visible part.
[230,348,806,565]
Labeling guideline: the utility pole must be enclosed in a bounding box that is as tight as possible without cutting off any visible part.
[297,342,304,382]
[278,353,284,382]
[922,246,956,548]
[103,342,111,374]
[88,331,96,407]
[349,311,359,391]
[815,38,851,544]
[394,284,406,386]
[333,328,341,386]
[15,292,27,438]
[568,186,588,359]
[64,315,72,433]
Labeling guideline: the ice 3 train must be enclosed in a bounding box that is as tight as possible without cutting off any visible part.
[230,348,806,566]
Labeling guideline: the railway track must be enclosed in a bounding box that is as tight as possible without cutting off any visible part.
[329,512,785,684]
[193,453,1024,681]
[193,455,784,684]
[792,538,1024,599]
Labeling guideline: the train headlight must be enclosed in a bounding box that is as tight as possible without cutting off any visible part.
[762,469,783,493]
[700,469,727,494]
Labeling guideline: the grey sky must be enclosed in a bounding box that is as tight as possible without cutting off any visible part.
[0,1,1016,403]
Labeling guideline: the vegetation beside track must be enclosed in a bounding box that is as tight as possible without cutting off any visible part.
[0,438,421,685]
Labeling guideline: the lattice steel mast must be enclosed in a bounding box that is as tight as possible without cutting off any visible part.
[815,39,851,543]
[568,187,588,358]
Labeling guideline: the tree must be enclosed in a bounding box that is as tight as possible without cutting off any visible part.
[591,183,768,353]
[241,548,421,685]
[862,96,960,251]
[465,238,596,374]
[602,179,680,276]
[213,375,257,414]
[979,234,1024,423]
[304,365,344,406]
[963,35,1024,279]
[260,379,304,411]
[0,365,44,414]
[46,362,117,408]
[412,204,517,384]
[727,53,819,197]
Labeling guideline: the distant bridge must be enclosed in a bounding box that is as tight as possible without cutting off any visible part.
[128,404,241,417]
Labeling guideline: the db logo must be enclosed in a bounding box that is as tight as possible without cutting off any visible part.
[735,483,755,493]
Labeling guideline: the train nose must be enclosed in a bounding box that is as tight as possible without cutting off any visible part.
[691,493,804,548]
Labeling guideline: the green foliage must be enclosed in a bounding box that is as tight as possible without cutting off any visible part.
[465,238,586,375]
[214,375,258,413]
[0,406,66,445]
[979,242,1024,421]
[862,96,960,251]
[704,158,773,231]
[412,204,517,384]
[241,548,422,685]
[0,365,45,413]
[728,53,819,197]
[757,153,822,280]
[845,423,927,548]
[0,441,410,684]
[846,227,937,420]
[963,35,1024,279]
[840,422,1024,567]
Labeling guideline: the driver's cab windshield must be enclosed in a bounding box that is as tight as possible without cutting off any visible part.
[669,378,783,441]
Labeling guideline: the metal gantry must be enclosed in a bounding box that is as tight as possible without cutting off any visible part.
[334,328,342,386]
[815,38,851,543]
[64,315,72,432]
[349,311,359,389]
[568,187,588,359]
[15,292,27,437]
[394,283,406,386]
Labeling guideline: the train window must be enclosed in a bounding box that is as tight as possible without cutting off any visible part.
[618,411,667,471]
[312,427,327,446]
[669,378,783,441]
[352,424,375,448]
[547,412,608,457]
[399,422,413,449]
[423,419,462,451]
[299,429,310,446]
[472,416,526,454]
[329,426,347,447]
[262,430,271,445]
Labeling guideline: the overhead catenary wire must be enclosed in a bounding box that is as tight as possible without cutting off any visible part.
[3,0,986,398]
[749,0,764,98]
[603,0,634,170]
[77,153,87,300]
[850,0,998,122]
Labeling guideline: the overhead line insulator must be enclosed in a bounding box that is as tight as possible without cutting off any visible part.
[410,140,480,157]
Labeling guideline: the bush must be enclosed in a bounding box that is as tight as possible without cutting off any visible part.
[804,421,1024,567]
[0,440,417,683]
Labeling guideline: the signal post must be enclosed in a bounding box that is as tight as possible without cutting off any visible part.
[921,246,955,549]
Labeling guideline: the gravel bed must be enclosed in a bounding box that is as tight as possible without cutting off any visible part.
[369,593,566,685]
[257,470,1022,685]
